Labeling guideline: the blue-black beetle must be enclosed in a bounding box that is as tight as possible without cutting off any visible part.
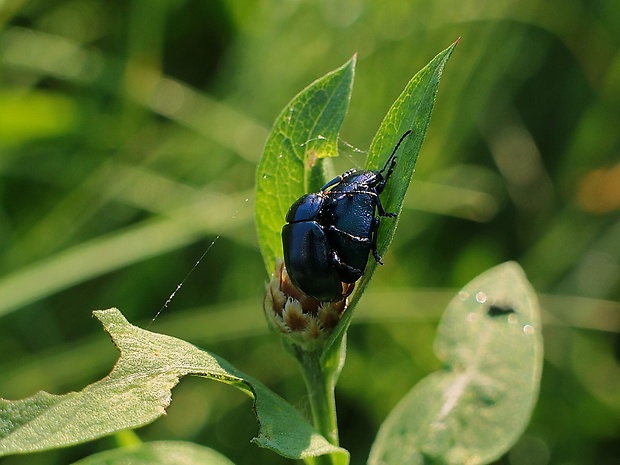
[281,130,411,302]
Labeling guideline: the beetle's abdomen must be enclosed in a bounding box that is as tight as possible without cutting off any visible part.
[325,193,375,281]
[282,221,343,301]
[286,194,324,222]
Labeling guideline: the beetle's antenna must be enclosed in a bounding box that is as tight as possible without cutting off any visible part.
[380,129,412,175]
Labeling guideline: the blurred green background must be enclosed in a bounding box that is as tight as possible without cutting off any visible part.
[0,0,618,464]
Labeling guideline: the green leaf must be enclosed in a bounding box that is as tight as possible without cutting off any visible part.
[325,41,458,363]
[0,308,348,464]
[368,262,543,465]
[349,40,458,309]
[71,441,236,465]
[255,57,355,275]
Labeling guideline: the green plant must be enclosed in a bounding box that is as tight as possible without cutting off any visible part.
[0,40,543,465]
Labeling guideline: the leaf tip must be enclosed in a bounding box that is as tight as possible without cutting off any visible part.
[345,53,357,72]
[494,260,527,281]
[92,307,128,333]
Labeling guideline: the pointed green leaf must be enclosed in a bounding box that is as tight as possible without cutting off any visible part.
[351,40,458,306]
[325,41,457,362]
[369,262,543,465]
[255,57,355,274]
[0,308,348,464]
[71,441,236,465]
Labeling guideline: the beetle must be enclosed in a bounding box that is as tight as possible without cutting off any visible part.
[281,130,411,302]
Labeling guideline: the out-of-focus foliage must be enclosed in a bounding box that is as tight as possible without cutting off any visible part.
[0,1,617,465]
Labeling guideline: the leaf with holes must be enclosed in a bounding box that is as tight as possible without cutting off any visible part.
[369,262,543,465]
[0,309,348,464]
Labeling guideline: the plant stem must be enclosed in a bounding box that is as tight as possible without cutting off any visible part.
[297,347,339,448]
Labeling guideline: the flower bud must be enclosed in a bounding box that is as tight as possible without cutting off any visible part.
[263,259,350,349]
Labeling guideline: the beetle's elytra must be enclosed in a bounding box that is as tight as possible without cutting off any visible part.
[282,130,412,302]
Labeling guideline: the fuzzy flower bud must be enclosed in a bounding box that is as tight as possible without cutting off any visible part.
[263,259,350,350]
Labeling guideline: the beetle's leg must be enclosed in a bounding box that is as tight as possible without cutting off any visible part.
[320,169,357,191]
[331,250,364,281]
[383,156,397,182]
[379,129,411,177]
[370,216,384,264]
[320,175,344,191]
[374,192,397,218]
[376,166,396,195]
